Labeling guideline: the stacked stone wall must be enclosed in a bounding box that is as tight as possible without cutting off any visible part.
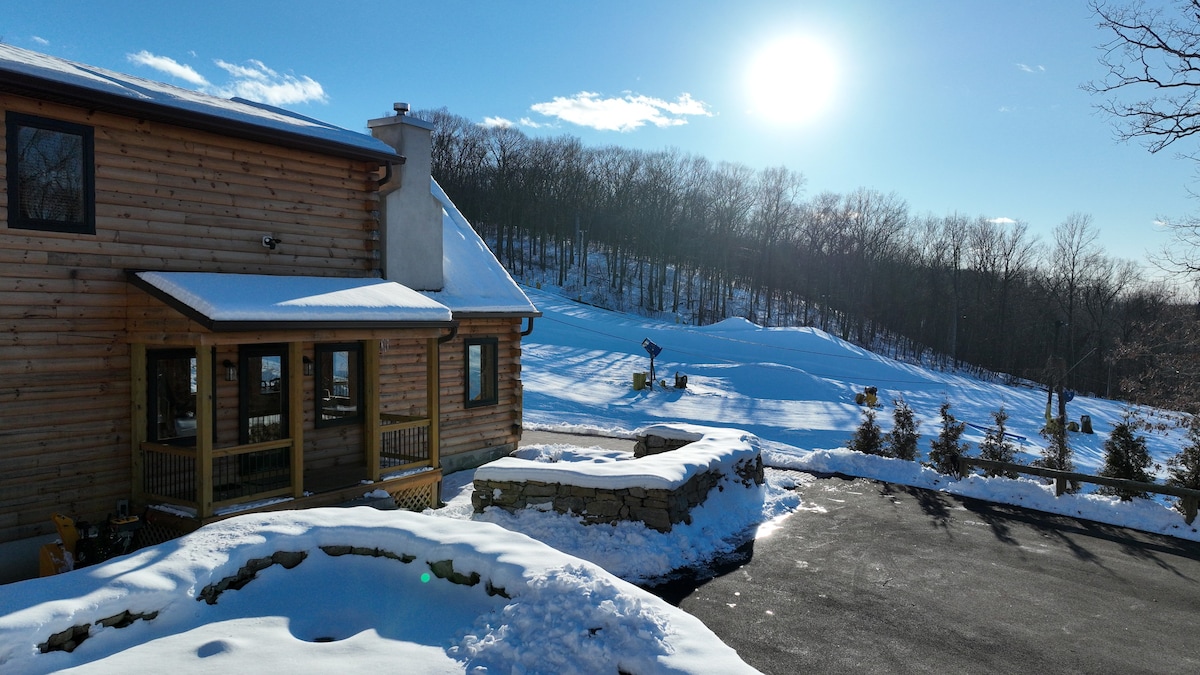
[472,434,764,532]
[633,434,695,457]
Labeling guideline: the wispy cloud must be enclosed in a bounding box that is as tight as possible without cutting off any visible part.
[128,50,209,87]
[31,36,49,46]
[988,217,1018,225]
[1016,63,1045,74]
[530,91,712,132]
[126,50,327,106]
[211,58,326,105]
[480,116,553,130]
[480,116,516,129]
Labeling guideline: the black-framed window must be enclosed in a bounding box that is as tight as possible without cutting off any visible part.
[315,342,363,427]
[239,344,288,445]
[147,348,198,445]
[464,337,498,408]
[5,112,95,234]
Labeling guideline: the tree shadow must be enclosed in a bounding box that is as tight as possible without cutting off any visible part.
[881,483,953,531]
[958,495,1200,580]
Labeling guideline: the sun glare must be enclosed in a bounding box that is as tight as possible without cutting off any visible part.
[746,35,838,126]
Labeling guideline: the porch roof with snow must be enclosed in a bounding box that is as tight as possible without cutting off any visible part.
[0,43,402,164]
[130,271,454,331]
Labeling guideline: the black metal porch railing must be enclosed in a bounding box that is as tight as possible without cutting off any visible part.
[142,439,294,512]
[380,415,432,470]
[142,444,197,504]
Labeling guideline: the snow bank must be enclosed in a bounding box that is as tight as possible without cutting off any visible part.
[0,509,758,675]
[782,447,1200,542]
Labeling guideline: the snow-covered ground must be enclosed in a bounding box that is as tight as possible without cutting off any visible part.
[0,509,758,674]
[4,283,1198,674]
[513,285,1199,543]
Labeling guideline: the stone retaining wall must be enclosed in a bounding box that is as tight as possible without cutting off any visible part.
[633,434,694,457]
[472,434,764,532]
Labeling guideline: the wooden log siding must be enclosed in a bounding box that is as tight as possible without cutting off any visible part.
[435,318,525,463]
[0,92,387,544]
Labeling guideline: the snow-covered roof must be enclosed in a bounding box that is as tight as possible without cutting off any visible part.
[132,272,453,330]
[424,179,539,317]
[0,44,400,163]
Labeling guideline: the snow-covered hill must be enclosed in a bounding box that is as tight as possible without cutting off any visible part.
[518,285,1200,542]
[520,286,1188,472]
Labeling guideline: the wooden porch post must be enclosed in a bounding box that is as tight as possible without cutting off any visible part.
[427,337,441,469]
[288,342,305,498]
[129,343,147,507]
[365,339,382,482]
[196,346,215,519]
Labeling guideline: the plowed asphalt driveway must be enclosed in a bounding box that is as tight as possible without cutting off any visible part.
[519,432,1200,674]
[676,474,1200,675]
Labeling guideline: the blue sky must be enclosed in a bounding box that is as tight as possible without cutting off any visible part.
[6,1,1194,268]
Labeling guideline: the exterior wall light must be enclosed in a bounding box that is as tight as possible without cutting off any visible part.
[223,359,237,382]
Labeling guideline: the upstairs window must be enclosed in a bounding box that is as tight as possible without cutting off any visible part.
[5,112,95,234]
[464,338,498,408]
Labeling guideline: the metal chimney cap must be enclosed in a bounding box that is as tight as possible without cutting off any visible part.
[393,102,410,115]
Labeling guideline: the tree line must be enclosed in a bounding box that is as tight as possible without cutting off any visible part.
[418,107,1195,412]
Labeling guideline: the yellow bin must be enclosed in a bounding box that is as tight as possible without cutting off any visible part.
[633,372,648,390]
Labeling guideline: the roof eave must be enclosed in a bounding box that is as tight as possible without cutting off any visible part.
[206,319,457,332]
[128,271,453,332]
[451,310,543,320]
[0,70,404,165]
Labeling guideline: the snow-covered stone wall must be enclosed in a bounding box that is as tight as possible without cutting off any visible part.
[472,425,764,532]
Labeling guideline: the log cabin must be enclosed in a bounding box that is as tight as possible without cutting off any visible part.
[0,45,537,582]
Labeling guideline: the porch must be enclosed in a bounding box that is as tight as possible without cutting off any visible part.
[137,412,442,522]
[126,272,457,523]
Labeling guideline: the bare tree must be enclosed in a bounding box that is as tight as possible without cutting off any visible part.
[748,166,805,322]
[1044,213,1103,378]
[1083,256,1142,395]
[1087,0,1200,154]
[1088,1,1200,278]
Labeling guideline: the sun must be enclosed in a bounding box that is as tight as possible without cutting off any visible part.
[746,35,838,126]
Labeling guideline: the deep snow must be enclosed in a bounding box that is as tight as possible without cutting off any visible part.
[4,282,1198,674]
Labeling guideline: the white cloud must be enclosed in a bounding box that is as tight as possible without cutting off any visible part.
[127,50,209,87]
[480,116,516,129]
[126,51,327,106]
[988,217,1018,225]
[530,91,712,132]
[479,116,551,130]
[215,58,276,81]
[1016,63,1046,74]
[211,74,327,106]
[31,36,49,46]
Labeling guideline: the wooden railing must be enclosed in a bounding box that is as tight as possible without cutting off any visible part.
[956,456,1200,524]
[379,414,434,474]
[142,413,436,516]
[142,439,295,513]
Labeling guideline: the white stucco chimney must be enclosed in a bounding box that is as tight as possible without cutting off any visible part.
[368,107,444,291]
